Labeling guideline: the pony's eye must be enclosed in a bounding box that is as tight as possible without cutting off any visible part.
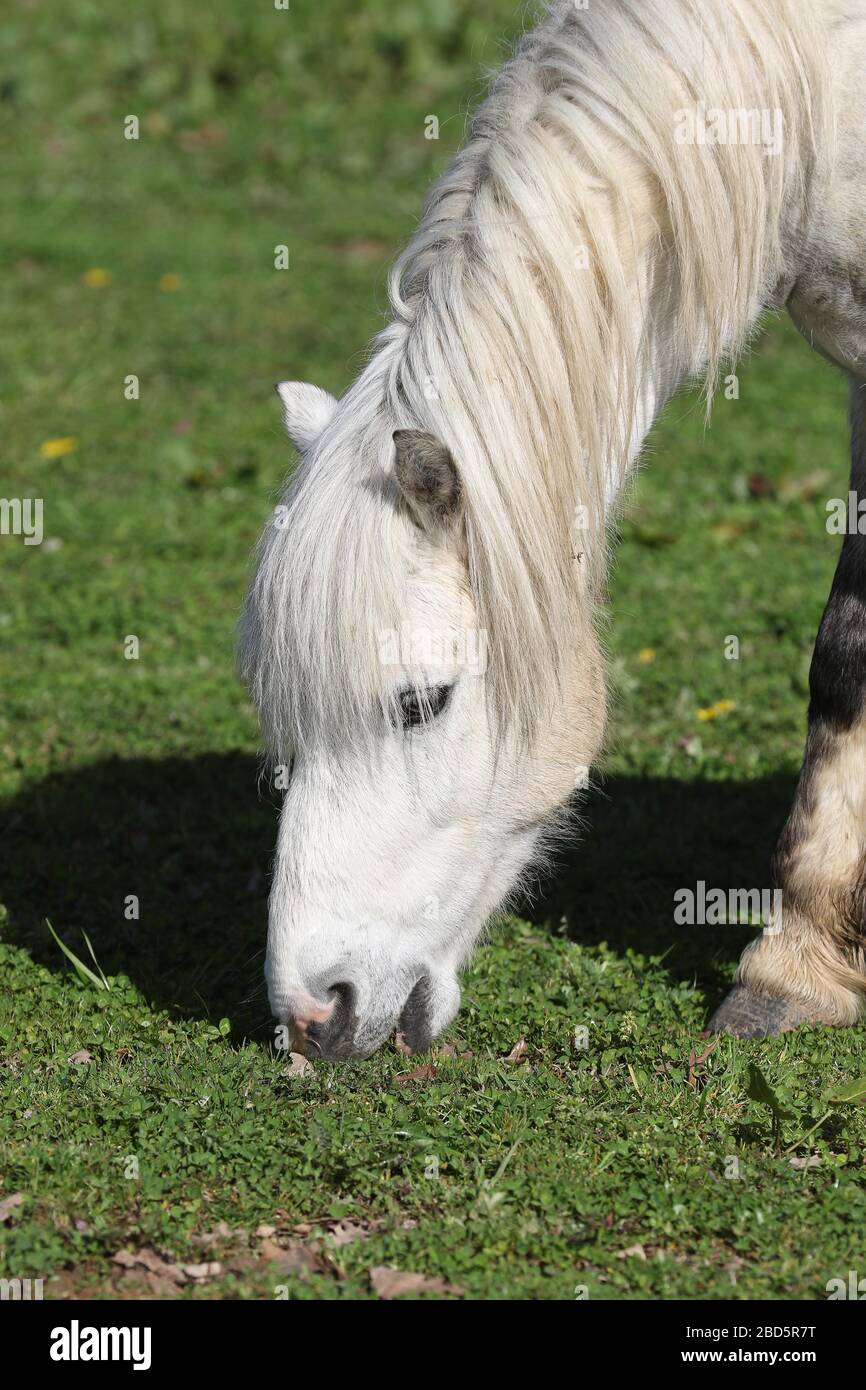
[398,684,453,729]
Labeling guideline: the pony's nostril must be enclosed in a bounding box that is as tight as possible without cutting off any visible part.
[326,981,355,1016]
[299,979,359,1061]
[286,989,335,1032]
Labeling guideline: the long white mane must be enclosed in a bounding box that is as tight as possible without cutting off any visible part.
[241,0,829,759]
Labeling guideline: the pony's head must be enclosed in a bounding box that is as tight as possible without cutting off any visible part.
[238,0,831,1061]
[240,376,606,1060]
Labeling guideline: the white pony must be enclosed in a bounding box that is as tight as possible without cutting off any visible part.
[242,0,866,1059]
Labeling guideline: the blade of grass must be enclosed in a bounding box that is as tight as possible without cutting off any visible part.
[81,929,110,989]
[45,919,109,991]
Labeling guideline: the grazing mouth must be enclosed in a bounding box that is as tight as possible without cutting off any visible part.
[290,973,440,1062]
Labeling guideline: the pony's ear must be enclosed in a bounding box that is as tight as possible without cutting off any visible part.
[392,429,462,532]
[275,381,338,452]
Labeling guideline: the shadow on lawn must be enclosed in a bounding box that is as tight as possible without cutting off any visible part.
[0,753,277,1041]
[0,754,797,1037]
[520,770,798,1005]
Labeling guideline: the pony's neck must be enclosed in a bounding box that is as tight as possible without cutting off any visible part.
[602,219,780,516]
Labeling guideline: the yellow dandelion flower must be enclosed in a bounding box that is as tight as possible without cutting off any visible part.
[159,273,181,292]
[637,647,656,665]
[696,698,737,722]
[82,267,112,288]
[39,437,78,459]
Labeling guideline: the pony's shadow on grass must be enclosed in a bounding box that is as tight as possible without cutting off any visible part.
[519,771,799,1006]
[0,755,797,1035]
[0,753,277,1041]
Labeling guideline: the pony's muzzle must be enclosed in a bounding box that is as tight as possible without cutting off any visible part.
[278,975,396,1061]
[272,966,460,1062]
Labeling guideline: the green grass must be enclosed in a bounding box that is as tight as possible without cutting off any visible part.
[2,0,866,1300]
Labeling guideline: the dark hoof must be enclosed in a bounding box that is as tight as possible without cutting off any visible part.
[706,985,815,1039]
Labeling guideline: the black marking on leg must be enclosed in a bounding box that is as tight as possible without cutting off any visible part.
[807,382,866,731]
[769,380,866,960]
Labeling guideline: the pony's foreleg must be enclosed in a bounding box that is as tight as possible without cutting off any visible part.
[710,379,866,1037]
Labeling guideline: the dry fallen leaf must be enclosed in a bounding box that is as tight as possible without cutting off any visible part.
[617,1244,647,1261]
[190,1221,236,1249]
[436,1042,473,1059]
[111,1247,185,1284]
[328,1219,373,1247]
[789,1154,822,1169]
[394,1064,438,1085]
[287,1052,314,1076]
[369,1266,465,1300]
[503,1037,528,1063]
[181,1261,222,1280]
[687,1037,720,1088]
[111,1250,139,1269]
[0,1192,24,1223]
[67,1049,94,1065]
[143,1271,184,1298]
[258,1238,326,1275]
[290,1215,379,1246]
